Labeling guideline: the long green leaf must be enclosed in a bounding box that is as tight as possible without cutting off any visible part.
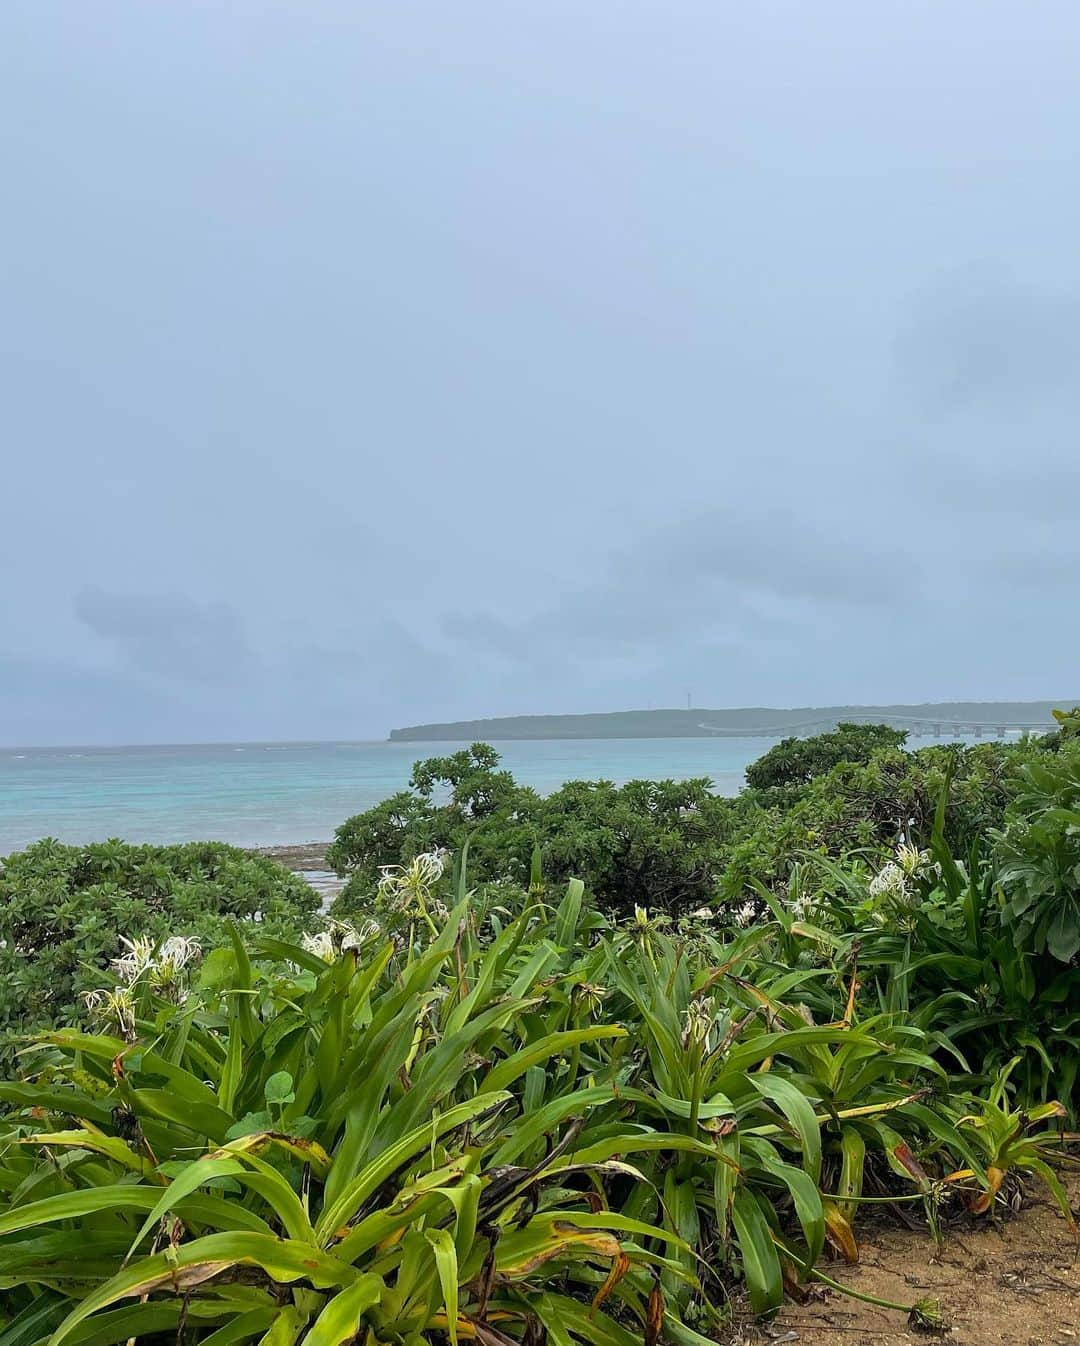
[731,1188,782,1316]
[48,1235,357,1346]
[303,1276,383,1346]
[314,1092,510,1243]
[749,1075,822,1184]
[425,1229,460,1346]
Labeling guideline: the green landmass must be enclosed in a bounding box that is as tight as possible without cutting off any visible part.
[389,699,1072,740]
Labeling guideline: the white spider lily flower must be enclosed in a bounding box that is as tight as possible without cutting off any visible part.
[153,935,201,980]
[82,987,137,1038]
[377,851,448,912]
[789,894,815,921]
[301,931,336,962]
[111,934,201,1002]
[146,936,201,999]
[732,900,757,928]
[867,866,899,899]
[111,936,155,985]
[869,861,910,903]
[336,919,380,952]
[895,842,928,877]
[159,935,201,967]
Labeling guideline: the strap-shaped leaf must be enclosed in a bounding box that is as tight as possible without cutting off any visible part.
[730,1188,782,1316]
[49,1234,357,1346]
[303,1276,383,1346]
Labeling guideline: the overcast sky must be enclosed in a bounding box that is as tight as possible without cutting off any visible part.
[2,2,1079,744]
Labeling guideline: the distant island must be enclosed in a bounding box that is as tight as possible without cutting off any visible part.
[389,701,1073,742]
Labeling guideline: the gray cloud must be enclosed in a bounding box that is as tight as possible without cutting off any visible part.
[895,265,1080,415]
[2,2,1080,740]
[449,505,909,669]
[74,589,252,685]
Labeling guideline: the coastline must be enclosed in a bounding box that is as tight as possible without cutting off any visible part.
[252,841,331,870]
[252,842,342,908]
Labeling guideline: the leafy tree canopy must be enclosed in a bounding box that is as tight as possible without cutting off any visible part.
[744,722,907,790]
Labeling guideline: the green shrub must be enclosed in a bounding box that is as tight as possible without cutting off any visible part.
[767,767,1080,1114]
[329,743,755,918]
[326,744,543,896]
[0,837,319,1058]
[744,722,907,790]
[994,739,1080,962]
[720,741,1031,902]
[329,733,1042,924]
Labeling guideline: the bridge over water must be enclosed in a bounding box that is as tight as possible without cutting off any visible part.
[696,712,1055,740]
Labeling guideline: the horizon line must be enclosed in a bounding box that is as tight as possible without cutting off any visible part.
[5,697,1074,753]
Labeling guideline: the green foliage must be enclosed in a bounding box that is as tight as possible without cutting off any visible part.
[0,885,983,1341]
[329,733,1042,925]
[744,722,907,791]
[945,1060,1074,1221]
[0,838,319,1059]
[329,743,754,918]
[326,744,543,897]
[1,721,1076,1339]
[720,741,1032,903]
[994,739,1080,962]
[764,759,1080,1115]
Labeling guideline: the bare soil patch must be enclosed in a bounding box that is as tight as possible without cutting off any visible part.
[758,1169,1078,1346]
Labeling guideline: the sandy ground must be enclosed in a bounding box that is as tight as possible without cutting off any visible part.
[755,1168,1078,1346]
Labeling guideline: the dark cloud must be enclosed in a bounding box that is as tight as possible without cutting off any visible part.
[447,505,910,674]
[74,589,252,685]
[895,265,1080,415]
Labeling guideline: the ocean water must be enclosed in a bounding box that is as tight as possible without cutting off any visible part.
[0,737,769,853]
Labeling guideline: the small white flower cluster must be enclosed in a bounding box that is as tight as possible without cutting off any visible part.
[81,986,137,1038]
[869,840,934,907]
[377,851,448,918]
[301,930,336,962]
[300,918,379,963]
[732,900,757,928]
[868,861,908,901]
[895,841,930,877]
[789,893,816,922]
[83,933,202,1038]
[112,934,201,996]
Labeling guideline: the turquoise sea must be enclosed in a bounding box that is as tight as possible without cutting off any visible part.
[0,738,774,853]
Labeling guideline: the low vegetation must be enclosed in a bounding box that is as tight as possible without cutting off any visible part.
[0,719,1075,1343]
[0,840,318,1062]
[326,727,1050,917]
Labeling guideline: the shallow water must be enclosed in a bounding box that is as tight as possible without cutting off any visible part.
[0,737,769,852]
